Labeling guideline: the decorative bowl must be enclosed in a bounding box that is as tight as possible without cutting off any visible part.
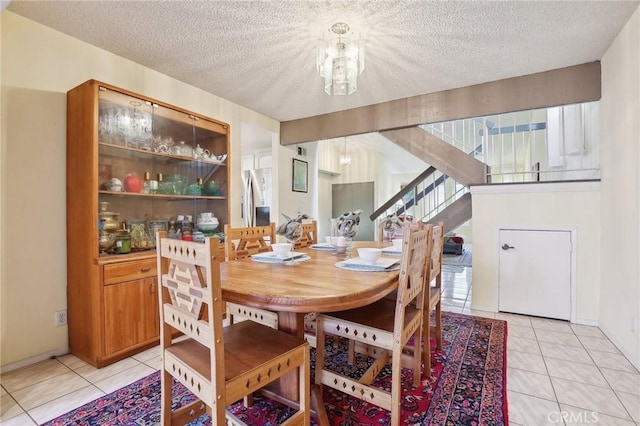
[357,248,383,265]
[107,178,123,192]
[196,216,219,232]
[196,223,218,232]
[271,243,292,258]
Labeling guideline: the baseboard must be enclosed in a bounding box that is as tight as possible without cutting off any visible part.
[572,318,599,327]
[0,346,70,374]
[469,304,497,313]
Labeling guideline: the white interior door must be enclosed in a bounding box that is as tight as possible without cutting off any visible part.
[499,229,572,320]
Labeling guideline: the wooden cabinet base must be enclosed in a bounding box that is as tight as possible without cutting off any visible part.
[72,338,160,369]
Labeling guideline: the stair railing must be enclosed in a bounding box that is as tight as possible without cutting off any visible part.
[371,164,468,225]
[420,184,469,223]
[369,166,437,221]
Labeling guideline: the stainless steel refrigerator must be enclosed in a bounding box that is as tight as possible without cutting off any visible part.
[242,168,272,227]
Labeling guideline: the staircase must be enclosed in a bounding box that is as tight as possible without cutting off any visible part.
[371,126,488,232]
[371,102,599,232]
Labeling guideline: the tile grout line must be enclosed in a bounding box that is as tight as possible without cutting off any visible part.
[1,358,74,424]
[543,325,636,423]
[535,325,571,426]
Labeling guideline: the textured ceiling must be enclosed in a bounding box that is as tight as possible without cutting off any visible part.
[7,0,639,123]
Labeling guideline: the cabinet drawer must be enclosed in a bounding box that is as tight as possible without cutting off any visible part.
[104,259,157,285]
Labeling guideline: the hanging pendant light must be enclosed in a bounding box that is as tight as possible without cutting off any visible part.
[317,22,365,96]
[339,137,351,165]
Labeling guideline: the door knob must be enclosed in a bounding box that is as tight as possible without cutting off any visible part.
[501,244,515,250]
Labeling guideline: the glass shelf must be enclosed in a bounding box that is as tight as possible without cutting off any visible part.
[98,190,226,201]
[98,142,227,167]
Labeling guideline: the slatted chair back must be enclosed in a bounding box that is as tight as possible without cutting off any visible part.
[224,223,275,260]
[395,223,431,322]
[157,234,226,423]
[423,221,445,377]
[430,222,445,284]
[315,223,433,426]
[297,220,318,248]
[157,233,310,425]
[222,224,279,329]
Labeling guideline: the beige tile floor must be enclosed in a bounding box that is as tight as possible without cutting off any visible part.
[1,264,638,425]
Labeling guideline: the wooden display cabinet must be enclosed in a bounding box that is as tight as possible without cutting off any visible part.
[66,80,230,367]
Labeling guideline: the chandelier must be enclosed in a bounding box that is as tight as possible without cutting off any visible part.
[317,22,365,95]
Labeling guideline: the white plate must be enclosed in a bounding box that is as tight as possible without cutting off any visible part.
[338,257,400,270]
[336,256,400,271]
[382,247,402,256]
[310,243,335,250]
[251,252,306,263]
[343,256,399,268]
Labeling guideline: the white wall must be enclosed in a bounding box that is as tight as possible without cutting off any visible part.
[0,12,4,370]
[599,6,640,369]
[320,149,382,238]
[275,142,317,243]
[471,182,601,323]
[0,12,280,368]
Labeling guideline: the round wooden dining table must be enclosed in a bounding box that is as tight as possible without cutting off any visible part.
[220,243,399,335]
[219,242,399,425]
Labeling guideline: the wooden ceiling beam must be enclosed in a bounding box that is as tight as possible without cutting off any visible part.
[280,61,601,145]
[380,127,488,185]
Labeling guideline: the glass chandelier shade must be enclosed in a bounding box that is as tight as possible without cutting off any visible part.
[339,137,351,165]
[317,22,365,96]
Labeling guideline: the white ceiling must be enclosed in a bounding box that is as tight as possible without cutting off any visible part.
[7,0,638,124]
[5,1,638,174]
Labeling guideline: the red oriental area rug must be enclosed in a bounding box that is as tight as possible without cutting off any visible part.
[44,312,508,425]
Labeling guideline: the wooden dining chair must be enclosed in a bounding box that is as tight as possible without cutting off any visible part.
[393,221,444,378]
[423,221,445,377]
[224,223,275,260]
[297,220,318,248]
[224,223,279,329]
[156,234,310,426]
[315,223,433,426]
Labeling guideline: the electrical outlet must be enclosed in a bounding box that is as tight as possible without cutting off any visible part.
[632,317,638,334]
[54,309,67,326]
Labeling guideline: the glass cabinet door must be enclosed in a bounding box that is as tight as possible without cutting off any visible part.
[97,86,228,255]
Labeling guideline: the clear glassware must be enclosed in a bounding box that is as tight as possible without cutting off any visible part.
[381,216,401,242]
[341,222,359,259]
[328,218,344,255]
[335,210,362,258]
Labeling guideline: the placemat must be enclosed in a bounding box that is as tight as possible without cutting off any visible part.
[251,252,310,264]
[310,243,336,251]
[335,257,400,272]
[381,247,402,256]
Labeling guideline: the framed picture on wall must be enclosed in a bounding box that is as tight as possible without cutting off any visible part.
[292,158,308,193]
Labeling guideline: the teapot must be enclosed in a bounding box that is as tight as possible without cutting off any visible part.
[194,144,205,159]
[98,221,117,254]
